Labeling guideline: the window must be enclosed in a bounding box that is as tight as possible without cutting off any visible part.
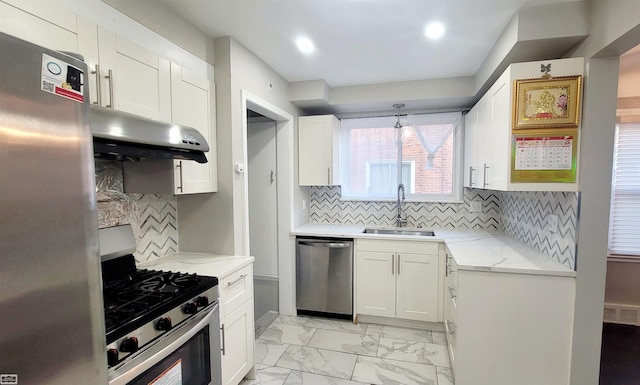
[609,123,640,257]
[340,111,462,201]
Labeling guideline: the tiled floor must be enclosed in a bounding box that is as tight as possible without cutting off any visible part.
[242,315,453,385]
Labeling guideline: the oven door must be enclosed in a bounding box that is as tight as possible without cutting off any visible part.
[108,301,221,385]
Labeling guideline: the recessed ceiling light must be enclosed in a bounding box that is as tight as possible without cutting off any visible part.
[296,37,315,54]
[425,21,445,40]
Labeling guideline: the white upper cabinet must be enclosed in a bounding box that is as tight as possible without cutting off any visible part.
[170,62,217,194]
[464,96,489,188]
[77,18,217,195]
[77,21,171,122]
[0,0,78,52]
[298,115,341,186]
[464,57,584,192]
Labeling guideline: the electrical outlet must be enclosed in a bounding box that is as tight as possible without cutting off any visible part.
[548,214,559,233]
[302,199,307,210]
[469,200,482,213]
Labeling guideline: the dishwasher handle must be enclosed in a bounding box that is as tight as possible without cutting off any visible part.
[298,240,351,248]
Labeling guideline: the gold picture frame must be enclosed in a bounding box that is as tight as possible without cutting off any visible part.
[513,75,582,129]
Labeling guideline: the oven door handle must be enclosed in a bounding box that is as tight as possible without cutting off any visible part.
[108,302,218,385]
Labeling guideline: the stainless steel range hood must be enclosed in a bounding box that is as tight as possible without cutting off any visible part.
[91,105,209,163]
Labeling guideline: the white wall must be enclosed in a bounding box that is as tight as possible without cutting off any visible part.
[569,1,640,384]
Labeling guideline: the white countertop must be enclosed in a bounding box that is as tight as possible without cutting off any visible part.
[291,223,576,277]
[138,252,254,279]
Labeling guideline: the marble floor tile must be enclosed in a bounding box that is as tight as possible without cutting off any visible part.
[366,324,433,343]
[274,315,310,325]
[255,339,289,365]
[256,326,269,338]
[431,331,448,346]
[436,367,455,385]
[283,370,369,385]
[351,356,437,385]
[275,345,358,380]
[240,364,291,385]
[377,337,451,367]
[307,329,379,356]
[304,318,368,335]
[259,323,317,346]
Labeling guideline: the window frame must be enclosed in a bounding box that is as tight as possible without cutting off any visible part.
[608,122,640,260]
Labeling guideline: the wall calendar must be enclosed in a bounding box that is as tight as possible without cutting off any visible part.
[511,129,578,183]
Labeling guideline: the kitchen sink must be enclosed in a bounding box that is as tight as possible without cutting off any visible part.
[362,228,435,236]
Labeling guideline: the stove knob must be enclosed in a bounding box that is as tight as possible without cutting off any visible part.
[107,348,119,366]
[183,302,197,314]
[156,317,172,331]
[119,337,139,353]
[195,296,209,307]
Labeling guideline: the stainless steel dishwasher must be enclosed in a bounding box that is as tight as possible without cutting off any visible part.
[296,237,353,318]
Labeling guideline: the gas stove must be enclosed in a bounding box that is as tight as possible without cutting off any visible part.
[99,226,220,371]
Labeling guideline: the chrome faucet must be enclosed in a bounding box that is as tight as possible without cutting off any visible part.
[395,183,407,227]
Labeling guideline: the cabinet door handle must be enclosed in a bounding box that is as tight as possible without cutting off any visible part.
[176,161,183,193]
[227,274,247,287]
[220,324,226,355]
[469,166,476,186]
[105,69,114,108]
[483,163,489,188]
[327,167,331,185]
[91,64,102,106]
[391,254,395,275]
[397,254,400,275]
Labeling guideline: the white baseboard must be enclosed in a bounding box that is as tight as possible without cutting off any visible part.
[604,303,640,325]
[356,314,444,332]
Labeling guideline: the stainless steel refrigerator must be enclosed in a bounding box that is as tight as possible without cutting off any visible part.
[0,32,107,384]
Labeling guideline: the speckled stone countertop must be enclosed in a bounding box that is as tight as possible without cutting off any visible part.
[291,223,576,278]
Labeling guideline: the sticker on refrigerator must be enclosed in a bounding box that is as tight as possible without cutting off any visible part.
[41,53,84,103]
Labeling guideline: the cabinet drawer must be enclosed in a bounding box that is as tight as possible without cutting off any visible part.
[220,265,253,319]
[357,239,439,254]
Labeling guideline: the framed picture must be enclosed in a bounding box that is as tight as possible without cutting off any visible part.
[513,75,582,129]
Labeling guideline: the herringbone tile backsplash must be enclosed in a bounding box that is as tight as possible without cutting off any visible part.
[501,191,578,269]
[95,160,178,262]
[309,186,578,269]
[309,186,500,229]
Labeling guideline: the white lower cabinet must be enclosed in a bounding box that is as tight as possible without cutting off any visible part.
[219,264,255,385]
[356,239,442,322]
[445,254,575,385]
[221,300,254,385]
[443,250,457,367]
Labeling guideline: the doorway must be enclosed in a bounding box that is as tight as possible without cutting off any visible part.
[600,43,640,385]
[247,109,279,329]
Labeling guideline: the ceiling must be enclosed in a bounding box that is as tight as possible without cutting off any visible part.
[159,0,578,88]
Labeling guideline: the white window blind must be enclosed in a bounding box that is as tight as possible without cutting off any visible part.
[609,123,640,257]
